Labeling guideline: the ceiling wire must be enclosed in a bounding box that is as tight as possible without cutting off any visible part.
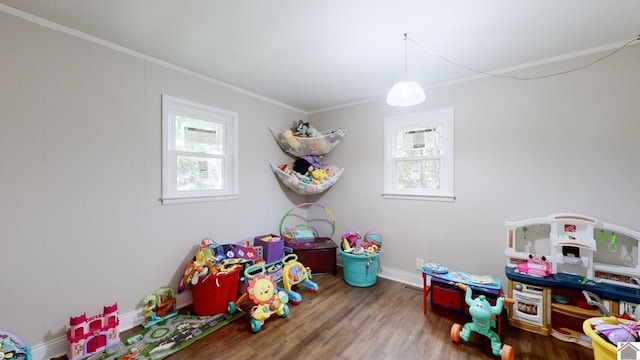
[406,34,640,81]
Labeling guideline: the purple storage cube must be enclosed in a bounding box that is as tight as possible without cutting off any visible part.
[254,234,285,264]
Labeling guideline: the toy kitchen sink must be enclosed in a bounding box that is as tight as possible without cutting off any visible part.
[504,213,640,344]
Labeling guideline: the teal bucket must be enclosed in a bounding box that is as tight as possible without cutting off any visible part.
[340,249,380,287]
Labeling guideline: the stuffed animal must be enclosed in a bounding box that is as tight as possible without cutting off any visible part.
[325,164,339,177]
[280,129,300,149]
[293,120,321,137]
[302,155,325,169]
[311,168,329,182]
[307,125,322,137]
[279,163,292,174]
[306,137,327,154]
[342,231,361,250]
[293,157,313,175]
[294,120,309,136]
[295,172,312,184]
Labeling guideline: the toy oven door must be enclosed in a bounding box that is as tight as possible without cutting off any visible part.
[511,289,544,326]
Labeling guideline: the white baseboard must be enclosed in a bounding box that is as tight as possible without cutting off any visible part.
[377,265,423,288]
[31,265,423,360]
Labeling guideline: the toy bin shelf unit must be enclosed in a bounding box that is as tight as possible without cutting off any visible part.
[504,213,640,288]
[269,125,347,195]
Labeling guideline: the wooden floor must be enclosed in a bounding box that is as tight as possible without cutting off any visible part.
[92,269,596,360]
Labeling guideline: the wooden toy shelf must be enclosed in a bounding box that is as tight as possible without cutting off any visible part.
[551,302,600,319]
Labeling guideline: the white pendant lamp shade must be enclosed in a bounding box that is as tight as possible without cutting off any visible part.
[386,80,426,107]
[387,33,425,107]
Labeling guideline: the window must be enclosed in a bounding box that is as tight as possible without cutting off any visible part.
[383,108,454,201]
[161,95,239,204]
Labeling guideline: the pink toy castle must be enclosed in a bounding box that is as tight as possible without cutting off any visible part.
[66,303,119,360]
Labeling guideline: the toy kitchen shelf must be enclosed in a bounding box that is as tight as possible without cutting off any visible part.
[504,213,640,347]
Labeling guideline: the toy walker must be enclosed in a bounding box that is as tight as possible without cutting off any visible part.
[228,263,290,333]
[279,253,318,304]
[450,283,515,360]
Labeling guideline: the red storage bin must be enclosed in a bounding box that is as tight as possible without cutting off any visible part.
[192,267,241,316]
[431,282,462,311]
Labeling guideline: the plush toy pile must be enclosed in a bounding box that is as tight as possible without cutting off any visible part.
[278,155,341,187]
[340,230,383,255]
[272,120,347,157]
[271,121,345,195]
[178,238,259,293]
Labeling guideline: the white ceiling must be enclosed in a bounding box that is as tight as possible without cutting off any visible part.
[2,0,639,113]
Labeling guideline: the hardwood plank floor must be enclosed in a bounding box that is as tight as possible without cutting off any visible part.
[62,268,597,359]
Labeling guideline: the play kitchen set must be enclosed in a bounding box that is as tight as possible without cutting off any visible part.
[504,213,640,347]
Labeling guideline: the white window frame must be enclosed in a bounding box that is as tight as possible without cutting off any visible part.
[161,94,239,205]
[383,108,455,202]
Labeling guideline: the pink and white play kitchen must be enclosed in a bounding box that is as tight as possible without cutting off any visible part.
[504,213,640,347]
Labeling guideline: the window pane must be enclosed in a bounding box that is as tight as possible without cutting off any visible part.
[396,159,440,190]
[395,125,441,157]
[176,155,222,191]
[174,116,224,155]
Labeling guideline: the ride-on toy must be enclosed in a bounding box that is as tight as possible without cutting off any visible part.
[228,263,290,333]
[450,283,515,360]
[279,253,318,304]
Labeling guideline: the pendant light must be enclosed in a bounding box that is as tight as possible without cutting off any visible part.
[386,33,426,107]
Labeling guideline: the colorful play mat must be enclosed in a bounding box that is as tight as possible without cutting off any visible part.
[87,311,243,360]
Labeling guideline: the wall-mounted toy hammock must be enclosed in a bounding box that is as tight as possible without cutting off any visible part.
[269,127,348,157]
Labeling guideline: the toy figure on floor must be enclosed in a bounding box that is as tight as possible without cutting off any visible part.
[450,283,515,360]
[142,287,178,328]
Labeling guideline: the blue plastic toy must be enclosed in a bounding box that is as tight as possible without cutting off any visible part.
[279,254,318,304]
[450,283,515,360]
[0,331,31,360]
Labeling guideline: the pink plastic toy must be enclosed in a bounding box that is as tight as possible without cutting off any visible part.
[66,303,119,360]
[516,254,551,277]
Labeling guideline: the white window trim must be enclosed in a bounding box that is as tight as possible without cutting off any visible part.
[382,108,455,202]
[161,94,239,205]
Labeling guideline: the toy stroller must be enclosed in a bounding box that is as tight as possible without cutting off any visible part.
[279,254,318,304]
[450,283,515,360]
[228,263,290,333]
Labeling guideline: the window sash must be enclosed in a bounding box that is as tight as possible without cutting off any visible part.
[383,108,454,201]
[161,95,238,204]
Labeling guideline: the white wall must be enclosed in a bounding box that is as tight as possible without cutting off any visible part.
[311,44,640,288]
[0,11,307,350]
